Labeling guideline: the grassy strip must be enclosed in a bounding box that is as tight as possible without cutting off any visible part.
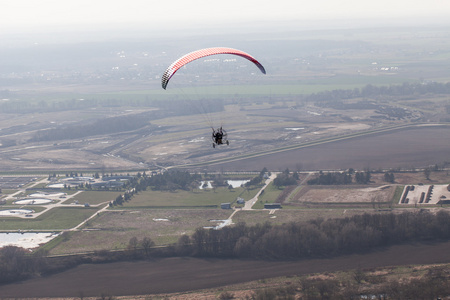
[110,205,218,209]
[392,185,405,206]
[38,232,72,253]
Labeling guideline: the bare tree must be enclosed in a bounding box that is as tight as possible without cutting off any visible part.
[140,237,155,257]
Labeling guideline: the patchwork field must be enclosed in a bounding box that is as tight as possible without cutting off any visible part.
[2,24,450,300]
[50,209,233,254]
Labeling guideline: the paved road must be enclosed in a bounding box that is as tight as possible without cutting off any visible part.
[4,177,48,201]
[243,173,276,210]
[221,173,277,229]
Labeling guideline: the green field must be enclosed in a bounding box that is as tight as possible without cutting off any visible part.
[0,207,99,230]
[13,73,417,104]
[116,185,261,209]
[251,182,282,209]
[83,79,414,100]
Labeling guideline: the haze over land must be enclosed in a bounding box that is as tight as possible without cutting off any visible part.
[3,0,450,32]
[1,3,450,299]
[2,20,450,172]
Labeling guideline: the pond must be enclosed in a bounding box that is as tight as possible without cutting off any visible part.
[47,183,65,188]
[0,209,34,216]
[228,180,250,188]
[14,198,52,205]
[199,180,249,189]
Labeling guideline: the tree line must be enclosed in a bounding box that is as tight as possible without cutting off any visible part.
[3,81,450,115]
[135,170,202,192]
[273,168,299,188]
[174,210,450,259]
[132,169,265,193]
[304,81,450,103]
[25,100,224,142]
[0,95,224,116]
[307,170,373,185]
[307,170,397,185]
[1,210,449,285]
[30,113,155,142]
[108,170,264,207]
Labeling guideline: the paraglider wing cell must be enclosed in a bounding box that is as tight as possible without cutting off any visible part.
[161,47,266,89]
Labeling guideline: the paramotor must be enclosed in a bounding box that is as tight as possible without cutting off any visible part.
[161,47,266,90]
[161,47,266,148]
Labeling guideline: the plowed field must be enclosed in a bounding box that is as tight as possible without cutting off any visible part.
[0,241,449,298]
[208,125,450,171]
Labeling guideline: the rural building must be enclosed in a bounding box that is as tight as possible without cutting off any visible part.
[102,175,133,182]
[438,196,450,205]
[264,203,282,209]
[221,203,231,209]
[92,181,124,188]
[236,197,245,204]
[61,176,94,187]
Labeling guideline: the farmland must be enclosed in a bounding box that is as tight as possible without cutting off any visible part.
[1,27,450,173]
[1,168,448,256]
[1,25,450,299]
[191,124,450,172]
[0,242,449,299]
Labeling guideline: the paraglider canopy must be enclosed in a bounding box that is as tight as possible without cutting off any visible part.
[161,47,266,89]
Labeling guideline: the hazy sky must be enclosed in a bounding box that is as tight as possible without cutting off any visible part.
[2,0,450,34]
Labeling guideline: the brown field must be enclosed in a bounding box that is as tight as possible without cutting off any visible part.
[205,125,450,172]
[292,185,396,204]
[0,241,449,299]
[50,209,232,254]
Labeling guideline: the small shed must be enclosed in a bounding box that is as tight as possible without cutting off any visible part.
[236,197,245,204]
[221,203,231,209]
